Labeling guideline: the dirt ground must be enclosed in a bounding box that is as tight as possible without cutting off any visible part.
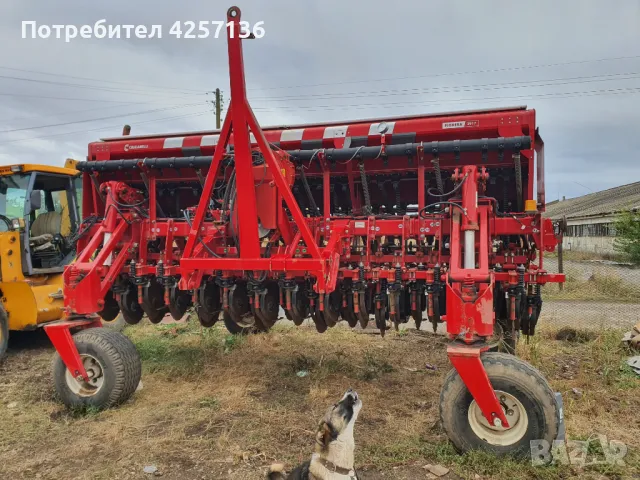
[1,320,639,480]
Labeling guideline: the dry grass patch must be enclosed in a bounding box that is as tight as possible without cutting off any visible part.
[0,320,638,479]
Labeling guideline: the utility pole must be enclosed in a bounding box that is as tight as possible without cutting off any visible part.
[206,89,224,129]
[215,88,223,129]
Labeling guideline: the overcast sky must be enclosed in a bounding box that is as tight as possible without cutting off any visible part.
[1,0,639,200]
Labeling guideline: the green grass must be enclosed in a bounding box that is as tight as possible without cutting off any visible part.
[125,320,231,377]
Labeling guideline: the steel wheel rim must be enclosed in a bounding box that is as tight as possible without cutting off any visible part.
[467,390,528,446]
[64,354,105,397]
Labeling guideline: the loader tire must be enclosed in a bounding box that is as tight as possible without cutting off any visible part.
[0,307,8,360]
[53,328,141,409]
[439,352,558,458]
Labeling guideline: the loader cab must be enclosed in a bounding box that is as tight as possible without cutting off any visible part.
[0,165,81,276]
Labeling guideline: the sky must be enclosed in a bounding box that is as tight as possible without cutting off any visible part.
[0,0,639,201]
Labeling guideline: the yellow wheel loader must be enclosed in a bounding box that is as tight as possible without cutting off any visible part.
[0,160,82,359]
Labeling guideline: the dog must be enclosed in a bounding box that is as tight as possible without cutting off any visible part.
[267,389,362,480]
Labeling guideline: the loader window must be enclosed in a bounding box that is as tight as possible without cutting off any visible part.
[26,173,79,272]
[0,174,30,218]
[0,173,30,232]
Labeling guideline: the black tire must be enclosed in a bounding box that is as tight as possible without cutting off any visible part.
[52,328,141,409]
[0,307,8,360]
[439,352,558,457]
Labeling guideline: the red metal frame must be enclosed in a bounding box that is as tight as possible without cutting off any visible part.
[447,344,510,427]
[44,319,102,382]
[60,6,566,426]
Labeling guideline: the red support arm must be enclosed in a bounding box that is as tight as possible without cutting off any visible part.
[44,319,102,382]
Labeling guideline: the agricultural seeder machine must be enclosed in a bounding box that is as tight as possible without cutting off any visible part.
[45,6,565,456]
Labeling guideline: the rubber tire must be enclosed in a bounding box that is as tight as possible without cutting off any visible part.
[52,328,141,409]
[0,307,8,360]
[439,352,559,458]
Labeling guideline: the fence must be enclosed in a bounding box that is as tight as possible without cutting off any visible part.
[539,251,640,331]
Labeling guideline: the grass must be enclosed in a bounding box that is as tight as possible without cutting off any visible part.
[544,271,640,302]
[545,250,629,263]
[0,320,638,479]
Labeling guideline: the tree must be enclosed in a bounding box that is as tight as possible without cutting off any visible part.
[613,210,640,264]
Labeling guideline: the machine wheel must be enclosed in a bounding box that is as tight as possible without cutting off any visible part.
[439,352,559,457]
[253,282,280,329]
[323,291,341,328]
[341,293,358,328]
[98,290,121,322]
[222,311,255,335]
[288,286,309,326]
[141,281,168,324]
[356,290,371,329]
[374,302,388,334]
[196,282,222,328]
[117,285,144,325]
[0,307,8,360]
[168,287,191,321]
[52,328,141,409]
[310,304,328,333]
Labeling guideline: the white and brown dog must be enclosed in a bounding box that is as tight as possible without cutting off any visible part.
[267,389,362,480]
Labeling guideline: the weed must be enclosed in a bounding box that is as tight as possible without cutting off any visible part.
[198,396,220,409]
[67,404,102,418]
[359,352,394,381]
[129,323,227,376]
[223,334,245,353]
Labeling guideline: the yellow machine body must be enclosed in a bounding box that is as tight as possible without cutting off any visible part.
[0,162,79,332]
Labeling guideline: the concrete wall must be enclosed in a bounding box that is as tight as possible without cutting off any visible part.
[562,235,615,254]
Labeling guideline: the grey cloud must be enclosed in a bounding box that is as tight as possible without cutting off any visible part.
[0,0,639,199]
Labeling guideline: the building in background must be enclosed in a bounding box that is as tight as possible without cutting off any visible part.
[544,182,640,255]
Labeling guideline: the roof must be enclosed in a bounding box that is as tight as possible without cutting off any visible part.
[544,181,640,220]
[0,164,79,177]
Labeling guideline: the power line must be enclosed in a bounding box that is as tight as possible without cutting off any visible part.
[0,102,206,134]
[0,110,211,145]
[250,72,640,103]
[0,74,204,98]
[250,87,640,112]
[247,54,640,91]
[0,65,204,94]
[0,92,197,105]
[1,101,146,123]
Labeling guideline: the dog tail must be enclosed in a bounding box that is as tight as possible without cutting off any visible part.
[266,463,287,480]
